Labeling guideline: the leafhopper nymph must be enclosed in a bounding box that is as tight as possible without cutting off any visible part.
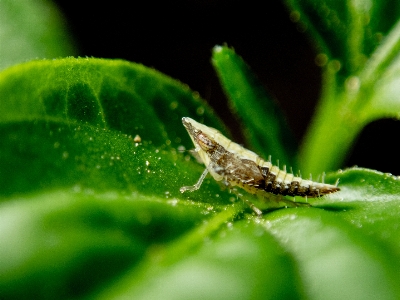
[180,117,339,215]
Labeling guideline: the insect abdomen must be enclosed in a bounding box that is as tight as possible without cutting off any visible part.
[260,164,339,198]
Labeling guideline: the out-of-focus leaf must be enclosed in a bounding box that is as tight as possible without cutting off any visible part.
[266,208,400,300]
[96,220,304,300]
[0,190,212,299]
[284,0,400,75]
[0,0,76,71]
[287,1,400,175]
[212,46,297,168]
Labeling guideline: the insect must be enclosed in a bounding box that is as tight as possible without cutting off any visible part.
[180,117,340,215]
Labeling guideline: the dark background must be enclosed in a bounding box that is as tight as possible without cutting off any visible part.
[54,0,399,174]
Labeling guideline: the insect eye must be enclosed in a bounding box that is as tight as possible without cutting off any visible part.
[197,133,216,151]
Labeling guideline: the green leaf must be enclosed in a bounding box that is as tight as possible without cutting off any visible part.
[0,58,226,150]
[0,58,232,298]
[359,20,400,122]
[267,208,400,300]
[281,1,400,175]
[284,0,400,75]
[0,190,211,299]
[2,57,400,299]
[0,0,76,71]
[96,220,304,299]
[212,46,297,169]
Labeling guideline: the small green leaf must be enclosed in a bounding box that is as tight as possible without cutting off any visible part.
[212,46,297,168]
[360,21,400,122]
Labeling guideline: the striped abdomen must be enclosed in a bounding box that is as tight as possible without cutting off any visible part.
[259,163,339,197]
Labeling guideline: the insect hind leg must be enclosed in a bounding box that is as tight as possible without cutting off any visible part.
[245,199,263,216]
[236,192,263,216]
[180,168,209,193]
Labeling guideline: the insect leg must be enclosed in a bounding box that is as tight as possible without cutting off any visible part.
[180,168,209,193]
[235,192,263,216]
[245,199,263,216]
[281,197,311,208]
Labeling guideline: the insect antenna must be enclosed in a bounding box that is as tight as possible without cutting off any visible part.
[179,147,198,156]
[188,148,200,154]
[177,147,187,153]
[181,148,203,163]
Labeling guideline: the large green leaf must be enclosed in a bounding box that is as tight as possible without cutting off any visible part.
[1,58,400,299]
[0,58,226,149]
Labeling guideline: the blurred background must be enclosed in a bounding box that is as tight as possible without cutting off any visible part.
[54,0,320,144]
[5,0,400,174]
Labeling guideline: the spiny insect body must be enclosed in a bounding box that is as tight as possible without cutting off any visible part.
[180,117,339,214]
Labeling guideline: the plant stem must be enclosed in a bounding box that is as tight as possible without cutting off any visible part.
[347,0,365,73]
[299,67,363,176]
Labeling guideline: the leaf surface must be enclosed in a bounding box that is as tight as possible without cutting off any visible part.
[1,58,400,299]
